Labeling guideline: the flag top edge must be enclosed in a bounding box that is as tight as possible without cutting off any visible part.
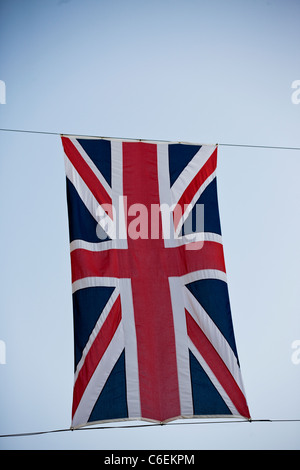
[61,133,217,147]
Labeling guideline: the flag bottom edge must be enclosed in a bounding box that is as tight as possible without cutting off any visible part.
[71,413,250,430]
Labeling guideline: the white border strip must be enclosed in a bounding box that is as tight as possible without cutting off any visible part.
[175,231,223,247]
[72,275,120,294]
[111,140,128,248]
[120,279,141,418]
[157,143,177,248]
[70,238,127,253]
[169,277,194,416]
[180,268,227,285]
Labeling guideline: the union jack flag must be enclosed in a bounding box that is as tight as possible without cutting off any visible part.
[61,136,250,428]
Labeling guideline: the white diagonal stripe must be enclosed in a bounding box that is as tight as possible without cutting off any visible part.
[188,338,239,417]
[171,145,217,205]
[72,323,125,428]
[64,154,115,239]
[169,277,194,417]
[174,171,217,237]
[73,284,120,381]
[184,286,245,393]
[70,137,112,199]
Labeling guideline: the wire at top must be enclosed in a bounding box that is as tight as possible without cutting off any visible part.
[0,127,300,151]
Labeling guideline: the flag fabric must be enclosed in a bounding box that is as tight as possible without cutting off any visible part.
[61,136,250,428]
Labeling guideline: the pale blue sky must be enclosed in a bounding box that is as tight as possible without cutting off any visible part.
[0,0,300,449]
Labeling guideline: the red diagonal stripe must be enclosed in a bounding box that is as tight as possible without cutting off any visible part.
[174,147,217,230]
[72,295,122,418]
[185,309,250,419]
[62,136,113,219]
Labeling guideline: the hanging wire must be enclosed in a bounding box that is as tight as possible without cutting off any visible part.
[1,419,300,438]
[0,127,300,150]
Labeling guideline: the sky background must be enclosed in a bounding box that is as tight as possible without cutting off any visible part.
[0,0,300,450]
